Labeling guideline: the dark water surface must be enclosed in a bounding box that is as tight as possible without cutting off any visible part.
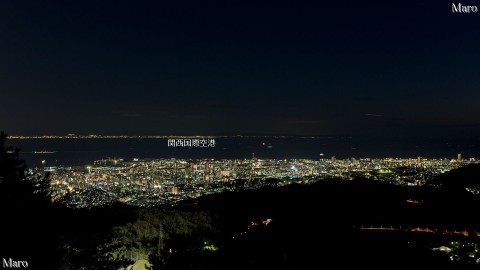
[8,137,479,167]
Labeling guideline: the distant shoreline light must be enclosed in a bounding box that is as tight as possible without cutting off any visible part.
[8,135,322,139]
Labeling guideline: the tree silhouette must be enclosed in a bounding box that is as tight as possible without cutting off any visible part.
[0,131,29,204]
[0,131,50,208]
[0,131,54,268]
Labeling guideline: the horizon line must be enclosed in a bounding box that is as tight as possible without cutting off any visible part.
[8,134,326,139]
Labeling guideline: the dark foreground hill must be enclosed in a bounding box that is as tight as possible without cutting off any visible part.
[176,179,478,270]
[428,163,480,189]
[4,169,480,269]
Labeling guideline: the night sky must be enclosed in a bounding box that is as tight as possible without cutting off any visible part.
[1,0,480,140]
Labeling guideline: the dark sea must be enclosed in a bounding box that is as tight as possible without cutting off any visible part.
[8,137,480,167]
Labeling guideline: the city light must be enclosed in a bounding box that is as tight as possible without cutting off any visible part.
[47,157,477,208]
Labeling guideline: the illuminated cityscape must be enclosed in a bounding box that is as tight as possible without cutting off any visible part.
[47,156,477,208]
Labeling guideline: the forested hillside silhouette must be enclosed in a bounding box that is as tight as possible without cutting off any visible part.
[0,132,54,268]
